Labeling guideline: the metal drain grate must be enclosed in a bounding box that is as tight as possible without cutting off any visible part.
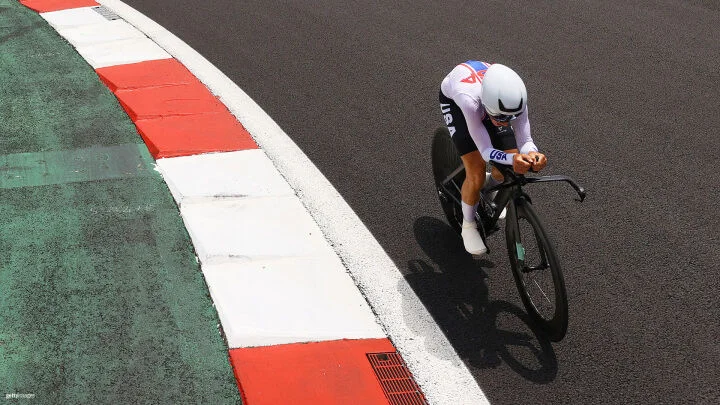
[367,352,428,405]
[92,6,121,21]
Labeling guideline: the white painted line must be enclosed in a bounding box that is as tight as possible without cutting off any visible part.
[180,196,335,264]
[156,150,294,205]
[75,37,170,69]
[204,256,386,349]
[57,19,145,47]
[98,1,490,403]
[40,7,107,29]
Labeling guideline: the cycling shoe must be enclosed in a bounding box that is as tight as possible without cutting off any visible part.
[461,220,487,256]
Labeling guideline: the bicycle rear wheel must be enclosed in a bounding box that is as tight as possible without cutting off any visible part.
[431,127,464,233]
[505,198,568,341]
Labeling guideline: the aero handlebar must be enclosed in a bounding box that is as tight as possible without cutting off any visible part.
[489,163,586,203]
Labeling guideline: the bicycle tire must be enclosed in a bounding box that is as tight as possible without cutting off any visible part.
[431,127,464,233]
[505,198,568,341]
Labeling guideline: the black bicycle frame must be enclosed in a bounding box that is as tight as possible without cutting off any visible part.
[440,163,586,230]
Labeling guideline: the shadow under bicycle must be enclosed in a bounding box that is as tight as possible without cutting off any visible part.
[404,215,558,383]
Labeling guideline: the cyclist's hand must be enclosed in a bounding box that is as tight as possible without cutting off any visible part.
[528,151,547,171]
[513,153,534,174]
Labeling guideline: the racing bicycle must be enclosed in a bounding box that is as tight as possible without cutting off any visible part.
[431,127,586,341]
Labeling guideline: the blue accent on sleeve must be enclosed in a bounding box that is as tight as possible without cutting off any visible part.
[465,60,489,72]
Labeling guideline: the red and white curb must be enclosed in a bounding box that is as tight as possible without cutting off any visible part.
[19,0,489,404]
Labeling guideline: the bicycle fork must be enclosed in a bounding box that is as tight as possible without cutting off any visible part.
[506,197,550,274]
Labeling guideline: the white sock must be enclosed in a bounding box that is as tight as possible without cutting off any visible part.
[461,201,478,223]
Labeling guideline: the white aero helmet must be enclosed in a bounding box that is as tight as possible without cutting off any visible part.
[480,64,527,119]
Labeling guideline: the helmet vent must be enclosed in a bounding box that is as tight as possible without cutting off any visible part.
[498,97,523,113]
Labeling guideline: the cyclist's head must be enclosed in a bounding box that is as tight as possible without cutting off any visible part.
[481,64,527,125]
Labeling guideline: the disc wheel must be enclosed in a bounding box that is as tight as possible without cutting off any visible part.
[431,127,464,233]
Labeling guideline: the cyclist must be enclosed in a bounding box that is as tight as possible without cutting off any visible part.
[439,61,547,256]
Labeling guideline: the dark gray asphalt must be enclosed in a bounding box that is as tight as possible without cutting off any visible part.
[124,1,720,403]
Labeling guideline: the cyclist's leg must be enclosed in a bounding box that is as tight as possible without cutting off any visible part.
[459,151,488,254]
[439,91,486,220]
[461,151,486,209]
[439,91,487,254]
[486,129,518,220]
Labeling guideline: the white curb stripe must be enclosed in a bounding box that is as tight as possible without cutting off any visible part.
[75,37,171,68]
[179,196,336,264]
[162,150,386,347]
[41,7,171,68]
[156,150,295,205]
[204,257,386,349]
[57,19,146,47]
[40,7,106,29]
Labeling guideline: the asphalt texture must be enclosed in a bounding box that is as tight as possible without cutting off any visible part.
[126,0,719,403]
[0,2,241,402]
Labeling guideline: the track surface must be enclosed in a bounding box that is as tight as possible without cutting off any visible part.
[123,1,720,403]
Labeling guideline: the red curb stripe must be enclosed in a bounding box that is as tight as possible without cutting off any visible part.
[20,0,98,13]
[96,59,195,92]
[114,83,226,121]
[135,113,257,158]
[229,339,399,405]
[96,59,257,158]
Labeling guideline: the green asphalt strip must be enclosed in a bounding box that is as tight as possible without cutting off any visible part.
[0,2,242,403]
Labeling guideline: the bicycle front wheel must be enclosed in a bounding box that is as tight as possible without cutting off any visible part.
[505,198,568,341]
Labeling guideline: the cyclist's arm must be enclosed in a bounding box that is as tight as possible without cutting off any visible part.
[511,107,539,154]
[455,94,516,165]
[512,109,548,170]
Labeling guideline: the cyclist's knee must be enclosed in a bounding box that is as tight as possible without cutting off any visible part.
[465,166,486,189]
[461,152,486,187]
